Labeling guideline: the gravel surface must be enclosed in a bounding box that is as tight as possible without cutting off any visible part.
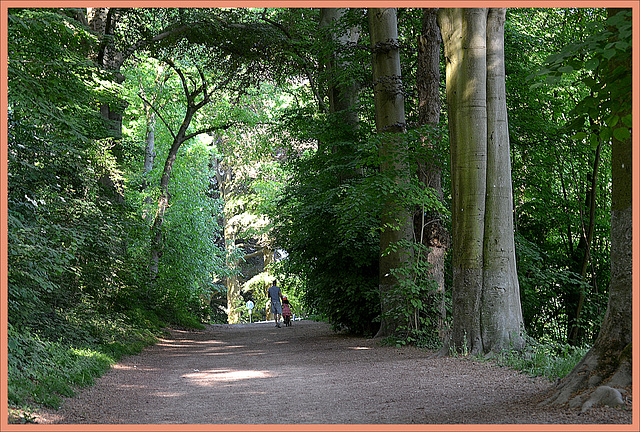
[36,319,633,427]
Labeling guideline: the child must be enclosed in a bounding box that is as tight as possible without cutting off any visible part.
[282,297,293,327]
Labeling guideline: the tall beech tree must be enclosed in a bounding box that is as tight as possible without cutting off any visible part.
[438,8,524,355]
[369,8,414,338]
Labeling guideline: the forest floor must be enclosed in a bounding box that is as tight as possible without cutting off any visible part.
[36,319,632,428]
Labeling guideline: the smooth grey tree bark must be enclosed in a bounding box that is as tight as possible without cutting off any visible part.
[369,8,413,338]
[319,8,361,121]
[482,7,525,352]
[439,7,524,355]
[439,8,488,354]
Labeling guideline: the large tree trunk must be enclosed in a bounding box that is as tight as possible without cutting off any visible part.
[369,8,413,338]
[87,7,125,137]
[85,8,126,204]
[439,8,524,355]
[439,8,488,355]
[482,7,525,352]
[545,7,632,408]
[416,8,450,335]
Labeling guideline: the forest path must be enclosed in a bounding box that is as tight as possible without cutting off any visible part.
[39,320,631,426]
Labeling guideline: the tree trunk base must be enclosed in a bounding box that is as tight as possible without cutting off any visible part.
[542,343,632,412]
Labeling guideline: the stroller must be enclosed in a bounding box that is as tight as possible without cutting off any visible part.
[282,297,293,326]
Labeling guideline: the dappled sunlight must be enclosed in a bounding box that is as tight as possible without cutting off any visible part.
[348,346,371,350]
[192,339,225,345]
[151,391,185,398]
[118,383,147,390]
[112,364,157,372]
[156,342,199,348]
[183,368,272,387]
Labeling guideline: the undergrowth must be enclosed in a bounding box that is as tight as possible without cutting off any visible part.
[386,331,588,382]
[489,339,589,381]
[7,309,164,423]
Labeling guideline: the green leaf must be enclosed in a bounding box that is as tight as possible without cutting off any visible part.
[584,57,599,71]
[613,127,630,141]
[621,114,632,128]
[570,132,587,141]
[606,115,619,128]
[615,41,629,51]
[544,75,560,85]
[558,65,574,74]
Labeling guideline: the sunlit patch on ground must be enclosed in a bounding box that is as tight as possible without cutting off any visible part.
[183,368,271,385]
[151,391,186,398]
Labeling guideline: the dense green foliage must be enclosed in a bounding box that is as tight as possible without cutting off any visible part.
[506,8,619,346]
[5,6,627,418]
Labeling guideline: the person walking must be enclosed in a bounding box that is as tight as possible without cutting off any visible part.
[268,280,283,328]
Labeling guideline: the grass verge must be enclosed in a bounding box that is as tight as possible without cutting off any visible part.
[7,311,162,424]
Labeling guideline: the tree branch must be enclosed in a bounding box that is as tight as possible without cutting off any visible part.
[163,58,192,105]
[120,24,192,67]
[243,248,265,260]
[260,10,328,113]
[138,92,177,141]
[183,123,235,142]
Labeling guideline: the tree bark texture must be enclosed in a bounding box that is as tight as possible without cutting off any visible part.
[416,8,450,333]
[482,7,525,352]
[439,8,487,355]
[319,8,361,120]
[319,8,361,180]
[369,8,413,338]
[87,7,125,137]
[439,8,524,355]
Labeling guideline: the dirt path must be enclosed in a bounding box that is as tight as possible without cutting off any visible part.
[38,320,632,426]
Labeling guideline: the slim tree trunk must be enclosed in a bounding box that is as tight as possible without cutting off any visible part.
[147,61,225,283]
[149,108,195,281]
[369,8,413,338]
[416,8,449,335]
[568,141,602,345]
